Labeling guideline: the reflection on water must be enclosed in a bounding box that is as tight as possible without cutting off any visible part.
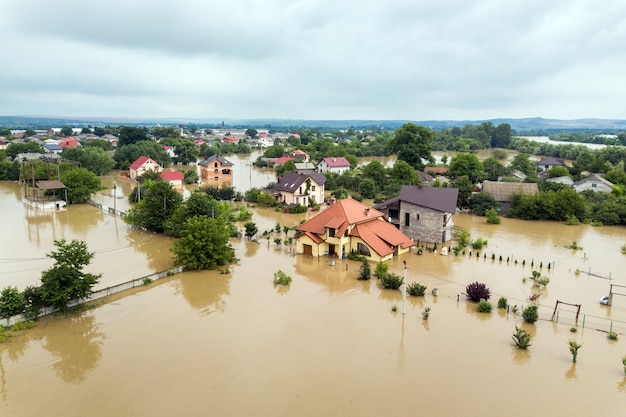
[42,313,104,384]
[175,270,231,315]
[566,363,578,380]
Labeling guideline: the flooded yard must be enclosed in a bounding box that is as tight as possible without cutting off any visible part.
[1,180,626,416]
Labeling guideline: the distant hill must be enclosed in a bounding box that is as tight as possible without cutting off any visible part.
[1,115,625,132]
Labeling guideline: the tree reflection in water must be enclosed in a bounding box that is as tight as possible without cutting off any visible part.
[175,270,231,316]
[42,313,104,384]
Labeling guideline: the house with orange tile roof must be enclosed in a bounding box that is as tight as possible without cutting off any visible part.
[160,171,185,188]
[198,154,233,180]
[58,137,81,149]
[129,155,163,180]
[295,198,414,262]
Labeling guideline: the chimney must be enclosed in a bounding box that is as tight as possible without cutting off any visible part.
[365,207,370,216]
[333,157,336,162]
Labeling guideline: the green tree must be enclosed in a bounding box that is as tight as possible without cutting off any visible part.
[125,180,183,232]
[245,128,258,138]
[359,178,377,199]
[0,286,27,318]
[358,258,371,280]
[482,157,509,181]
[172,216,237,270]
[548,165,569,178]
[39,239,101,311]
[390,160,418,185]
[152,126,180,139]
[62,147,115,176]
[165,191,222,237]
[361,160,386,189]
[470,192,500,215]
[449,153,484,183]
[174,138,200,164]
[60,126,73,136]
[568,340,582,363]
[119,126,148,146]
[451,176,474,208]
[61,168,102,203]
[485,208,501,224]
[509,153,536,176]
[387,123,434,170]
[244,221,258,239]
[492,123,512,148]
[6,142,43,158]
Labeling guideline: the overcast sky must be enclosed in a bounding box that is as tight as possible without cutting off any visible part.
[1,0,625,121]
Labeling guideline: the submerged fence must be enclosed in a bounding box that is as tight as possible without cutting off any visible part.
[1,267,183,327]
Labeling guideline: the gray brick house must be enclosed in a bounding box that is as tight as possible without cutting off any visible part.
[374,185,459,244]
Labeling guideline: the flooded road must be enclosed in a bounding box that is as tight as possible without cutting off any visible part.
[2,180,626,416]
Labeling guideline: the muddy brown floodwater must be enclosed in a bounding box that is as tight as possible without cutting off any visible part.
[1,180,626,416]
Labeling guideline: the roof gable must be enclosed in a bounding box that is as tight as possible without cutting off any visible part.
[273,172,326,193]
[129,155,153,170]
[296,198,385,235]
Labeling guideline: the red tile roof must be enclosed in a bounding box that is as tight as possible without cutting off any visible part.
[321,157,351,168]
[129,155,152,170]
[58,137,80,148]
[160,171,184,181]
[275,156,295,165]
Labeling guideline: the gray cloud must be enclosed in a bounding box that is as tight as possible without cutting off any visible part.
[1,0,625,120]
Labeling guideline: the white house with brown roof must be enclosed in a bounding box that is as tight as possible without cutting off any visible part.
[374,185,459,244]
[317,157,351,174]
[129,156,163,180]
[295,198,414,262]
[273,172,326,207]
[573,174,614,193]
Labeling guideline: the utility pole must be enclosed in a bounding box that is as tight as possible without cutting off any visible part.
[402,260,407,315]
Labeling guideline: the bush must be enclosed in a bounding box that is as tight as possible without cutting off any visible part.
[471,237,488,250]
[512,326,532,349]
[497,296,508,309]
[346,252,365,261]
[608,331,619,341]
[465,282,491,302]
[486,208,501,224]
[358,258,371,281]
[374,261,388,279]
[477,300,493,313]
[422,307,431,320]
[0,286,27,318]
[407,282,427,296]
[522,304,539,323]
[380,273,403,290]
[273,270,292,285]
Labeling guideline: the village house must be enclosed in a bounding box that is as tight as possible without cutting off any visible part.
[536,156,565,172]
[129,155,163,180]
[317,157,351,174]
[198,154,234,180]
[374,185,459,244]
[41,143,63,154]
[481,180,539,211]
[295,162,317,175]
[162,145,176,158]
[273,172,326,207]
[160,171,185,188]
[573,173,614,193]
[295,198,414,262]
[545,176,574,186]
[58,137,81,149]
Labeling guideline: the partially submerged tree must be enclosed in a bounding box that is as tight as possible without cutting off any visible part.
[39,239,101,311]
[512,326,532,349]
[171,216,237,270]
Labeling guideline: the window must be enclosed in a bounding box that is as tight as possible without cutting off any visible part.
[214,162,218,167]
[299,187,302,194]
[357,243,371,256]
[329,228,335,237]
[592,183,597,188]
[416,213,420,220]
[311,185,316,191]
[405,213,410,226]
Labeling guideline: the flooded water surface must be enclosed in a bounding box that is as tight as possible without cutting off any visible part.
[1,180,626,416]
